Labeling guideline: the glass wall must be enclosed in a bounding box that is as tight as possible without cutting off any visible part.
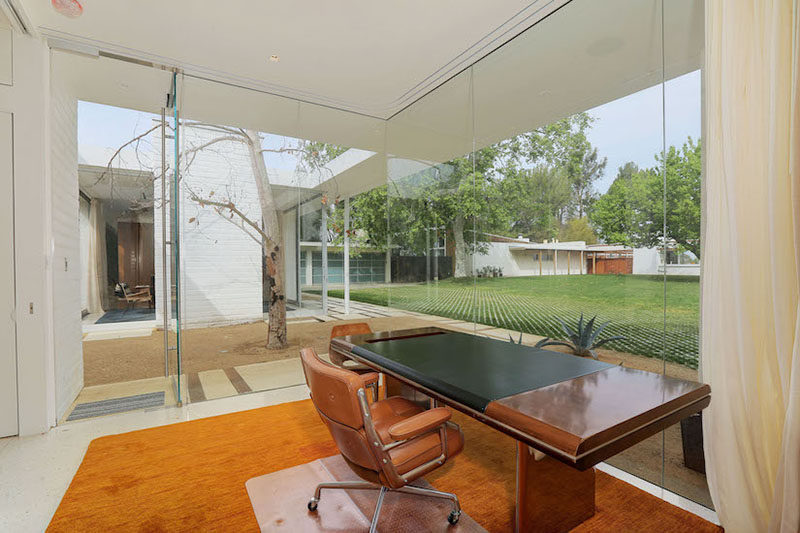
[378,0,707,509]
[173,76,386,402]
[663,0,707,507]
[69,63,183,418]
[386,69,476,325]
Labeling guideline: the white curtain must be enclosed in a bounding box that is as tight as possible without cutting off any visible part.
[86,200,106,314]
[703,1,800,532]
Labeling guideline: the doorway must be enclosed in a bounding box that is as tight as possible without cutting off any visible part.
[64,92,183,422]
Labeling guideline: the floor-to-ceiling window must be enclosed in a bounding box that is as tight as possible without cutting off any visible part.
[375,0,709,509]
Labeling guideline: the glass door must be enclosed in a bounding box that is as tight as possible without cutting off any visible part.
[163,71,183,405]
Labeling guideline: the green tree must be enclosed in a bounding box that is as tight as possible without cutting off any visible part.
[500,165,570,241]
[589,162,648,246]
[559,217,599,244]
[590,138,702,257]
[501,112,605,222]
[314,112,607,272]
[573,147,607,218]
[659,138,702,258]
[387,147,509,277]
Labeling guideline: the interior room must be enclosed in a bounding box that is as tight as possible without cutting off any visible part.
[1,1,798,532]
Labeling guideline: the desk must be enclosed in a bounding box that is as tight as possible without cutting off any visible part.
[330,327,710,532]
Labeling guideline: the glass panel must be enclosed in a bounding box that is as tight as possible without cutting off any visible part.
[663,0,710,507]
[174,77,385,402]
[385,69,476,334]
[168,71,182,404]
[472,0,666,486]
[71,56,180,419]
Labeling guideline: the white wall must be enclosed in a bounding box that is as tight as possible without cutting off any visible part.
[0,29,55,435]
[633,247,661,274]
[50,60,83,420]
[632,247,701,276]
[473,242,585,277]
[663,264,701,276]
[155,125,264,328]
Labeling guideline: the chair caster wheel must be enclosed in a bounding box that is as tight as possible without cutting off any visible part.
[307,499,318,512]
[448,510,461,525]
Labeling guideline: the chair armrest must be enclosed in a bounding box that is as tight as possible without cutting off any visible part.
[388,407,451,441]
[128,289,150,297]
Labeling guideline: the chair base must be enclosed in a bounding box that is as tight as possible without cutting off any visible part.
[308,480,461,532]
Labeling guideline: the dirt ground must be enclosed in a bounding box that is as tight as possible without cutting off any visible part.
[82,316,433,386]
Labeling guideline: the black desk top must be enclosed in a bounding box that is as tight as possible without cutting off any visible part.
[352,331,614,413]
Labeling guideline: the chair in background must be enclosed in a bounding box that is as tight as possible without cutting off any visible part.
[114,282,151,309]
[329,322,374,373]
[299,347,464,531]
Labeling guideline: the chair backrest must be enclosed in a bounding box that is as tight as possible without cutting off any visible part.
[299,347,380,471]
[329,322,372,366]
[114,282,129,299]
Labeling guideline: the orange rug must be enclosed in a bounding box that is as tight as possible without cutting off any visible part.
[48,399,722,532]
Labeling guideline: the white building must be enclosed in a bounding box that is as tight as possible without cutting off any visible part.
[474,234,700,277]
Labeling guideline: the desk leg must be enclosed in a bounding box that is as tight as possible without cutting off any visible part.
[515,442,595,533]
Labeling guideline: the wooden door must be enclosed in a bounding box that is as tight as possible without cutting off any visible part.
[117,222,138,285]
[137,223,154,287]
[117,222,155,287]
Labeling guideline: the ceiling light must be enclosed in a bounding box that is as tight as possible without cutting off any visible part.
[51,0,83,18]
[269,55,280,63]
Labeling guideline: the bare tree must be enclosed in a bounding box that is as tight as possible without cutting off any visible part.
[99,120,338,350]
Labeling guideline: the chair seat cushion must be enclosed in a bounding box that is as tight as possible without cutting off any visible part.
[369,397,425,444]
[388,425,464,479]
[369,396,464,484]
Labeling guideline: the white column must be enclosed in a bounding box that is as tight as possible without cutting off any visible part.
[321,205,328,315]
[385,249,391,284]
[343,197,350,315]
[553,249,558,275]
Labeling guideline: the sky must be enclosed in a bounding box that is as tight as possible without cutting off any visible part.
[588,69,701,193]
[78,69,701,195]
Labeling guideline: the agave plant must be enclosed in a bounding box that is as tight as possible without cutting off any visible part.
[508,332,524,344]
[535,313,625,359]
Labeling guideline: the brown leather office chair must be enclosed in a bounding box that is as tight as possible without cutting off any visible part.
[299,347,464,531]
[329,322,374,373]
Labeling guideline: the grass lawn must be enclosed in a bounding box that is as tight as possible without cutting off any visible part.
[326,274,700,368]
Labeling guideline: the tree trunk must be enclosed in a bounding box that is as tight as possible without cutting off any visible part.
[244,129,287,349]
[453,215,468,278]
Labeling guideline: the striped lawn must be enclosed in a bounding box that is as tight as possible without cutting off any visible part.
[326,274,700,369]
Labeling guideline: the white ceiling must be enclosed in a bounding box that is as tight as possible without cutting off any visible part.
[24,0,568,118]
[46,0,703,199]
